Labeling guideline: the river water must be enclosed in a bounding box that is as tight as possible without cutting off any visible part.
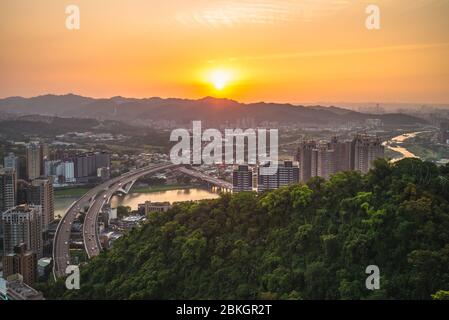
[54,188,219,218]
[110,188,220,210]
[382,131,424,163]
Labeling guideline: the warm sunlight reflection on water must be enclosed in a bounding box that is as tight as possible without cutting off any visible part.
[110,188,220,210]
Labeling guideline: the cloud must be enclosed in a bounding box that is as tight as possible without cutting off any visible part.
[175,0,353,28]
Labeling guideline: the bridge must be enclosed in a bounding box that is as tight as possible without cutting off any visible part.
[176,167,232,191]
[53,163,178,277]
[53,163,232,278]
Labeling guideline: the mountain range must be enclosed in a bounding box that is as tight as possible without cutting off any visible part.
[0,94,426,126]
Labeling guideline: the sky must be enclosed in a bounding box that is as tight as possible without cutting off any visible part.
[1,0,449,104]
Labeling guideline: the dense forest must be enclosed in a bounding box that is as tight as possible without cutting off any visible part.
[43,159,449,299]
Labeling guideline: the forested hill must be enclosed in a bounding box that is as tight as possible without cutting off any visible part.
[45,159,449,300]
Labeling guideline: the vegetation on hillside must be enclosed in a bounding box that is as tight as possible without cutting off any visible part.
[43,159,449,300]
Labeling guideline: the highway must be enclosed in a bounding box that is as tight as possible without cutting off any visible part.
[176,167,233,190]
[53,163,177,277]
[82,163,177,259]
[53,163,232,278]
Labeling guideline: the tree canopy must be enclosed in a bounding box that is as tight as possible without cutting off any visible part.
[43,159,449,300]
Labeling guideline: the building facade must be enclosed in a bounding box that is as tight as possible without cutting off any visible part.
[232,165,253,192]
[30,179,54,231]
[297,135,384,182]
[257,161,299,192]
[4,153,19,172]
[2,243,38,286]
[0,168,17,213]
[1,205,43,258]
[352,134,384,174]
[26,143,43,181]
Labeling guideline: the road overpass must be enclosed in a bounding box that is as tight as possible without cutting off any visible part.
[82,163,177,259]
[53,163,232,278]
[53,163,178,277]
[176,167,232,191]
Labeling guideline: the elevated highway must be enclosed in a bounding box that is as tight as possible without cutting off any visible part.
[53,163,232,278]
[53,163,177,277]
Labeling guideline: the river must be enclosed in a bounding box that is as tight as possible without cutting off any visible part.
[383,131,424,163]
[54,188,219,218]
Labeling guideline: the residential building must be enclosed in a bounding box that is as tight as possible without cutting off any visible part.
[0,168,17,213]
[30,179,54,231]
[26,143,42,180]
[73,152,110,179]
[257,164,279,192]
[4,153,19,172]
[316,145,336,180]
[1,205,43,258]
[2,243,38,286]
[297,135,385,181]
[352,134,385,174]
[298,141,317,182]
[257,161,299,192]
[232,165,253,192]
[278,161,299,187]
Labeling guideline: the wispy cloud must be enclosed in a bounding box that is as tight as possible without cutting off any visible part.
[175,0,352,28]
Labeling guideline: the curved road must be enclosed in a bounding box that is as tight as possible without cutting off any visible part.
[53,163,178,277]
[82,163,177,259]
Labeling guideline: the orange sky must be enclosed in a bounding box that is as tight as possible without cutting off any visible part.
[1,0,449,104]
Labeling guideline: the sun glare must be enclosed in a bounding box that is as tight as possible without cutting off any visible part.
[209,69,233,91]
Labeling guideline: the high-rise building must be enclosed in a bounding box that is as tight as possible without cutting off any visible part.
[310,149,318,178]
[26,143,42,180]
[316,145,336,180]
[330,137,352,172]
[257,167,278,192]
[232,165,253,192]
[278,161,299,187]
[17,180,32,206]
[30,179,54,231]
[257,161,299,192]
[95,152,111,169]
[2,243,38,286]
[1,204,43,258]
[44,160,75,184]
[297,135,384,182]
[73,152,110,179]
[0,168,17,213]
[299,141,317,182]
[4,153,19,172]
[352,134,385,174]
[58,161,75,183]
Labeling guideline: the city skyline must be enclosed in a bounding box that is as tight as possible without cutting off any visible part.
[1,0,449,104]
[1,0,449,303]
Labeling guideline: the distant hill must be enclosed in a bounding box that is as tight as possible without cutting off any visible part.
[0,94,427,126]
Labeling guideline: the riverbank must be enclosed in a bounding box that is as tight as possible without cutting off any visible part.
[383,131,425,163]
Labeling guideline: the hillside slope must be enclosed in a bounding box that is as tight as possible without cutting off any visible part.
[44,159,449,300]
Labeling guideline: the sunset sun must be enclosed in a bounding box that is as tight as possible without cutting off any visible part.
[208,69,233,91]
